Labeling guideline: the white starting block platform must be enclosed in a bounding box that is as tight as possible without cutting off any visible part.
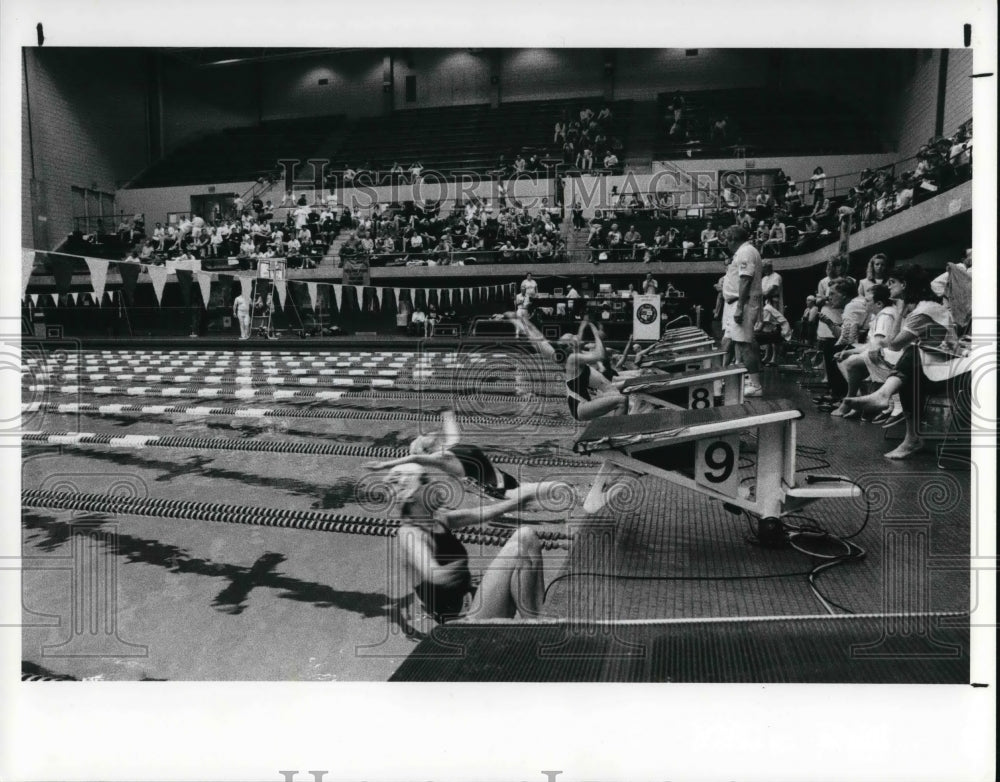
[622,365,747,411]
[644,334,716,354]
[638,348,727,372]
[575,399,861,520]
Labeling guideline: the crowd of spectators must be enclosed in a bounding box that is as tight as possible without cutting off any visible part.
[550,103,624,174]
[108,195,344,270]
[839,119,973,233]
[339,197,568,267]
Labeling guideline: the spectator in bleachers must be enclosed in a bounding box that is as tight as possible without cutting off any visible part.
[623,224,643,257]
[950,123,972,180]
[762,217,786,257]
[536,236,555,261]
[710,116,729,144]
[578,147,594,171]
[587,225,606,264]
[772,170,789,206]
[785,181,804,214]
[408,161,424,182]
[580,107,594,125]
[570,200,584,231]
[603,151,619,171]
[680,228,697,260]
[642,273,659,295]
[596,105,612,125]
[700,221,720,258]
[809,166,826,207]
[606,223,623,259]
[494,239,513,263]
[754,188,772,222]
[514,154,527,173]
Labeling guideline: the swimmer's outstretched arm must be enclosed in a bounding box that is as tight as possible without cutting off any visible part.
[612,334,635,370]
[364,452,465,478]
[513,312,558,362]
[441,481,561,529]
[440,410,460,450]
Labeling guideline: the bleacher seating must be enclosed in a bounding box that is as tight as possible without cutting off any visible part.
[654,88,884,159]
[327,97,634,179]
[130,115,348,188]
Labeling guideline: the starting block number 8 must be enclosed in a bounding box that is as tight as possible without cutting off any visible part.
[688,385,714,410]
[695,435,740,498]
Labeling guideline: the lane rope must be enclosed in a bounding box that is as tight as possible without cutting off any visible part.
[24,384,562,403]
[21,429,593,466]
[22,403,575,428]
[21,489,571,549]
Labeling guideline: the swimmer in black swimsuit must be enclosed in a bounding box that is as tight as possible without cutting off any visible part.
[366,411,531,502]
[516,313,630,421]
[378,461,563,623]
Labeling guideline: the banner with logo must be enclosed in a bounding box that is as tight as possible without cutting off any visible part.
[632,294,661,341]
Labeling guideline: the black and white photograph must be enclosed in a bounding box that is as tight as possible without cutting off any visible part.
[1,1,996,780]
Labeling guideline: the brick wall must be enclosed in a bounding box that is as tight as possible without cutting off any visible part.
[894,50,940,156]
[943,48,973,136]
[22,48,149,250]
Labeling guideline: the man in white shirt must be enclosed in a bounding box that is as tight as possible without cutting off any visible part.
[722,226,764,396]
[520,273,538,299]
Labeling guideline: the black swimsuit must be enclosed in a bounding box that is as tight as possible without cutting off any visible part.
[449,443,519,500]
[566,363,593,420]
[413,523,472,623]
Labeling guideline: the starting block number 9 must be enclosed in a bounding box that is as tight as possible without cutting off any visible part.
[695,434,740,497]
[688,384,714,410]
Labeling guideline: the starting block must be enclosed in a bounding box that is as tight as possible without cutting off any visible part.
[621,365,747,411]
[644,333,716,355]
[639,348,727,372]
[575,399,860,521]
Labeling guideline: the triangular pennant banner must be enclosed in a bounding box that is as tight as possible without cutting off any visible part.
[117,262,140,305]
[30,293,40,306]
[84,257,109,304]
[373,287,381,309]
[68,292,77,305]
[196,272,214,310]
[175,269,195,306]
[147,264,169,305]
[49,254,75,295]
[22,250,36,298]
[239,276,254,301]
[332,284,342,311]
[274,279,287,308]
[306,282,318,309]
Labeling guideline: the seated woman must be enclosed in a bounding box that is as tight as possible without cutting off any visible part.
[830,283,901,418]
[843,264,965,459]
[516,313,630,421]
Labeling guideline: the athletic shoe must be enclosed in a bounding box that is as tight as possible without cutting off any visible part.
[744,383,763,397]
